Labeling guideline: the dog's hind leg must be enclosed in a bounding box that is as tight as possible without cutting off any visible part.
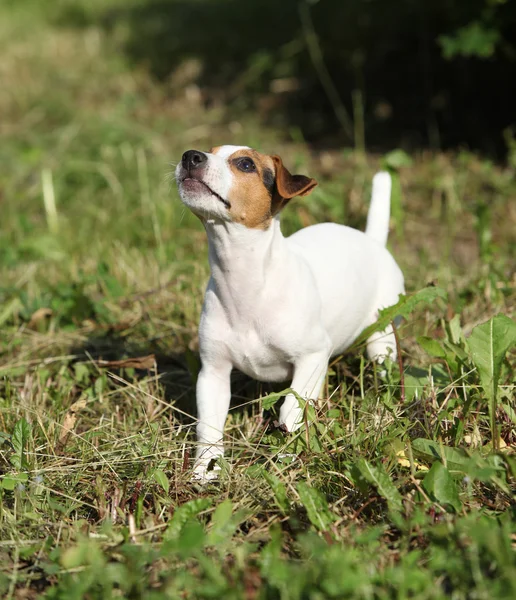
[366,285,403,364]
[366,324,397,363]
[279,347,330,432]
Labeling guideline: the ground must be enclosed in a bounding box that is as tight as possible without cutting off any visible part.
[0,2,515,599]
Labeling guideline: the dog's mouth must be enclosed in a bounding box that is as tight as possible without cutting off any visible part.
[181,177,231,209]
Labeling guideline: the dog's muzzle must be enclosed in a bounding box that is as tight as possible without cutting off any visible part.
[178,150,231,209]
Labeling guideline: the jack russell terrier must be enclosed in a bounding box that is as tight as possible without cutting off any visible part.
[176,145,404,480]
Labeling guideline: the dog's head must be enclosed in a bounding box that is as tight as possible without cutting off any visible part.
[175,145,317,229]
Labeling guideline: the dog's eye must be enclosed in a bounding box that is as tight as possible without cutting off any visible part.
[236,157,256,173]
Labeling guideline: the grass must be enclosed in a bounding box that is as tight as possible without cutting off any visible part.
[1,1,515,598]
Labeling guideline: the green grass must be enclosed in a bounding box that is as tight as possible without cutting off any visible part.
[1,2,515,598]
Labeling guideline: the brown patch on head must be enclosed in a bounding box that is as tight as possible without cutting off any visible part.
[225,149,277,229]
[225,149,317,229]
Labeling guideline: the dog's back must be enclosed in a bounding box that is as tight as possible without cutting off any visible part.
[286,172,403,355]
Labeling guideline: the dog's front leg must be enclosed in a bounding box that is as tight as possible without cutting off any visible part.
[279,350,330,433]
[193,363,232,481]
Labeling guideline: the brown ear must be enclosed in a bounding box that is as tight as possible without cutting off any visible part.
[272,155,317,199]
[271,155,317,215]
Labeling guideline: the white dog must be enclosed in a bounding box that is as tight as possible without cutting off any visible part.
[176,145,404,480]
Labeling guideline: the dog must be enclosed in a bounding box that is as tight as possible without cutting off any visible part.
[176,145,405,480]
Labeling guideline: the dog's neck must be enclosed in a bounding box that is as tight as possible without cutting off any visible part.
[204,217,287,308]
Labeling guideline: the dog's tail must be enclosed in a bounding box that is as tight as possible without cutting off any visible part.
[365,171,392,246]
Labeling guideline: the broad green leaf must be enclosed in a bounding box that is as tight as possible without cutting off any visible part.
[0,478,16,491]
[261,389,293,410]
[351,287,447,350]
[176,521,206,557]
[447,314,463,345]
[443,340,468,364]
[467,314,516,403]
[152,469,169,494]
[467,314,516,447]
[206,499,247,546]
[417,336,446,359]
[351,459,403,512]
[296,482,335,531]
[412,439,469,473]
[165,498,212,540]
[1,472,29,490]
[422,462,462,512]
[263,471,289,512]
[11,418,31,470]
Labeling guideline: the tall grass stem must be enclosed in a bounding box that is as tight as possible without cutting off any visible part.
[41,168,58,234]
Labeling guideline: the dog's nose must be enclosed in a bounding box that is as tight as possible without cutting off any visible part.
[182,150,207,171]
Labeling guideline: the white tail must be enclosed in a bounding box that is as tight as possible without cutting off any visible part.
[365,171,392,246]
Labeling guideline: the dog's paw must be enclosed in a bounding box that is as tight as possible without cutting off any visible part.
[191,460,221,484]
[279,415,305,434]
[191,452,225,483]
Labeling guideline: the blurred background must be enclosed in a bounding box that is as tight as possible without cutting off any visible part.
[28,0,516,156]
[1,0,515,334]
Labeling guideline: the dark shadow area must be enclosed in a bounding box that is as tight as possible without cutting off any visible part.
[70,334,283,427]
[56,0,516,157]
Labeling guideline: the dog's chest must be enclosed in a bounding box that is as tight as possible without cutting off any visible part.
[228,321,293,382]
[200,270,298,382]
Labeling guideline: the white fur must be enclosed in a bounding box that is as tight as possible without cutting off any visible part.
[366,172,392,246]
[176,147,405,481]
[213,145,250,159]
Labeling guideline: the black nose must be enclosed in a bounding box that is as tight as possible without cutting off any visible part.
[182,150,207,171]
